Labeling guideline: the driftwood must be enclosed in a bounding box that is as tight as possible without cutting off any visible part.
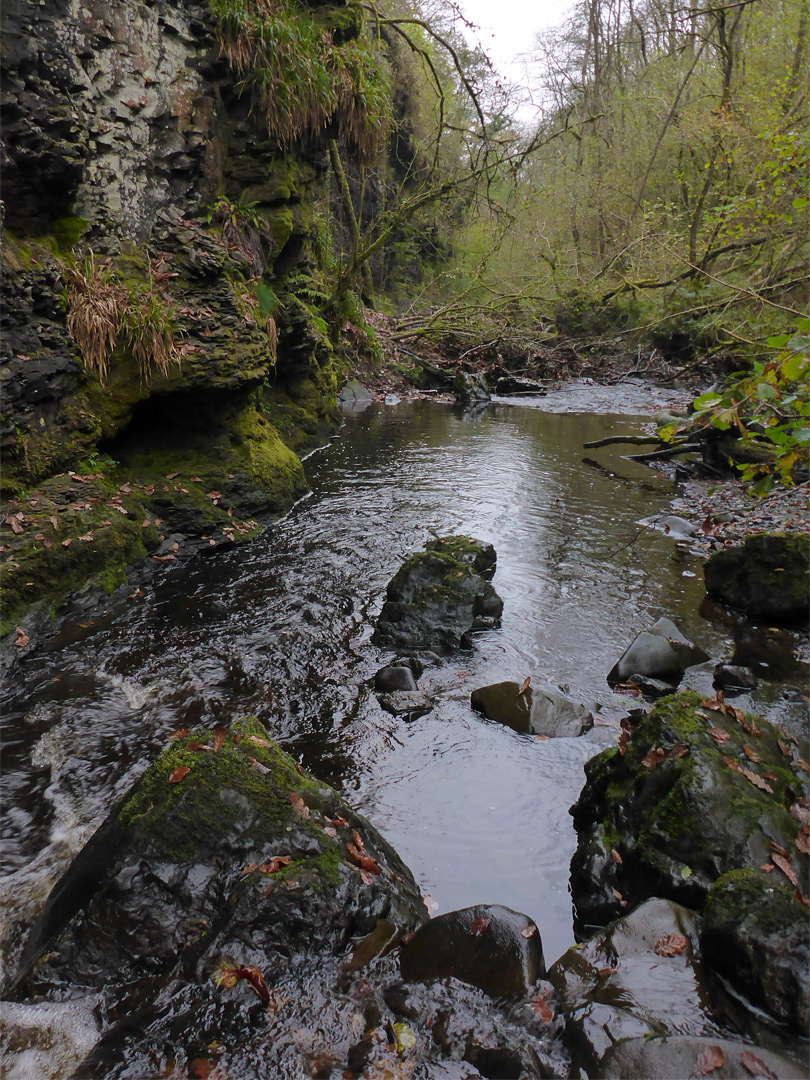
[583,435,662,448]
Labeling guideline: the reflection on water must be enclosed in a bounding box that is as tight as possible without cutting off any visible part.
[0,399,795,984]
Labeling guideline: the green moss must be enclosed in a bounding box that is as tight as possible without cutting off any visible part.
[705,867,802,936]
[51,216,88,252]
[230,398,307,505]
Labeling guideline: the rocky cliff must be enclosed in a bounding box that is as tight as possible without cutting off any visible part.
[0,0,381,638]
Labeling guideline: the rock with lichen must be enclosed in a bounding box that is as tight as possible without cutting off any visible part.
[704,532,809,624]
[373,535,503,651]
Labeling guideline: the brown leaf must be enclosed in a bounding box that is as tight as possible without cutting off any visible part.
[185,741,212,753]
[736,713,762,737]
[152,554,177,562]
[761,863,775,872]
[9,518,23,534]
[128,587,144,600]
[34,532,46,541]
[169,765,190,783]
[797,758,810,773]
[740,766,773,794]
[167,728,190,741]
[701,693,725,712]
[778,739,793,758]
[322,825,337,838]
[517,676,531,698]
[743,745,761,763]
[469,916,492,937]
[289,792,311,819]
[213,726,227,753]
[796,832,810,856]
[772,852,799,888]
[654,933,687,957]
[739,1050,778,1080]
[618,729,630,756]
[249,756,270,774]
[529,994,554,1022]
[239,862,259,877]
[695,1044,725,1075]
[61,538,73,547]
[237,965,271,1003]
[795,891,810,910]
[707,727,731,744]
[642,746,666,769]
[207,491,222,500]
[259,856,291,875]
[611,849,623,864]
[521,923,537,938]
[166,472,180,480]
[327,815,349,827]
[359,868,376,886]
[347,840,381,875]
[14,627,30,648]
[670,741,689,758]
[611,887,626,905]
[247,734,274,749]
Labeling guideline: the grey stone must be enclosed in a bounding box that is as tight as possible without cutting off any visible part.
[705,533,809,624]
[607,631,685,687]
[375,665,418,692]
[377,691,433,719]
[600,1036,806,1080]
[400,904,545,998]
[471,681,593,737]
[713,664,758,692]
[453,371,490,404]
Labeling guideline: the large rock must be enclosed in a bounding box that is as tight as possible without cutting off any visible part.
[400,904,545,998]
[702,868,810,1035]
[373,535,503,650]
[607,616,709,688]
[704,532,809,624]
[600,1036,805,1080]
[471,681,594,737]
[9,719,568,1078]
[568,693,810,1033]
[453,370,490,404]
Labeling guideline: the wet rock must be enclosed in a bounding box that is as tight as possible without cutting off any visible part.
[374,664,418,692]
[373,535,503,651]
[338,379,373,413]
[495,376,547,396]
[453,370,490,404]
[400,904,545,998]
[625,674,678,699]
[549,899,714,1078]
[569,692,809,934]
[704,532,810,624]
[378,691,433,719]
[713,663,757,692]
[607,616,709,687]
[702,868,810,1035]
[599,1036,806,1080]
[471,681,594,737]
[639,513,699,539]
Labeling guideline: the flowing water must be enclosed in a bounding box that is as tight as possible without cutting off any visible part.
[1,388,804,1073]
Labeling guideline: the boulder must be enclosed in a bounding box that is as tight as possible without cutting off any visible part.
[599,1037,805,1080]
[373,535,503,651]
[568,693,810,1033]
[702,868,810,1035]
[453,370,490,404]
[569,692,809,931]
[495,376,547,396]
[704,532,809,624]
[713,664,757,692]
[378,690,433,719]
[471,681,594,737]
[639,514,699,539]
[374,664,418,692]
[400,904,545,998]
[607,616,709,688]
[549,899,712,1077]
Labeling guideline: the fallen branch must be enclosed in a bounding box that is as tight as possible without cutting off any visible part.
[583,435,663,449]
[629,443,703,462]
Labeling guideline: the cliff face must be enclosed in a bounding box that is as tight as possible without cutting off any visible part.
[0,0,357,635]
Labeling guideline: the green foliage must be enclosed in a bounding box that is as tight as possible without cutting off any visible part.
[690,321,810,493]
[209,0,392,160]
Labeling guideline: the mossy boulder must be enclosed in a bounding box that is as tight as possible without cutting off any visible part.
[570,692,809,931]
[373,535,503,651]
[702,868,810,1034]
[704,532,809,624]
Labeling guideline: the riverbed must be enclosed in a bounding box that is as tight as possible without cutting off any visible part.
[1,389,803,1072]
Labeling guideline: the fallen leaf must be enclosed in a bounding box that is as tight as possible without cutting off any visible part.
[216,963,270,1003]
[707,727,731,744]
[152,554,177,562]
[77,533,94,542]
[240,862,259,877]
[169,765,190,783]
[166,472,180,480]
[213,726,227,753]
[323,826,337,838]
[34,532,45,541]
[247,734,274,749]
[695,1044,725,1075]
[777,739,793,758]
[290,792,311,819]
[249,756,270,774]
[743,745,761,763]
[128,587,144,600]
[207,491,222,500]
[654,933,687,956]
[740,767,773,794]
[796,832,810,856]
[167,728,190,740]
[9,519,23,534]
[347,840,381,875]
[61,538,72,547]
[611,849,623,864]
[469,916,492,937]
[772,851,799,888]
[259,856,291,875]
[186,741,212,753]
[517,676,531,698]
[642,747,666,769]
[701,693,725,712]
[141,519,151,528]
[739,1050,778,1080]
[326,815,348,828]
[611,887,626,905]
[795,891,810,910]
[761,862,775,872]
[359,868,376,886]
[618,730,630,756]
[736,713,762,737]
[14,627,30,648]
[529,995,554,1022]
[521,923,537,938]
[798,759,810,773]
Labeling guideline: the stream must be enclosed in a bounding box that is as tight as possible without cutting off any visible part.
[1,385,803,1073]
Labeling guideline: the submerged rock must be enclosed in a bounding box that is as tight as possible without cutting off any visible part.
[374,664,418,692]
[713,663,758,692]
[373,535,503,651]
[607,616,709,688]
[600,1036,805,1080]
[400,904,545,998]
[453,370,490,404]
[471,681,594,737]
[378,690,433,719]
[704,532,809,624]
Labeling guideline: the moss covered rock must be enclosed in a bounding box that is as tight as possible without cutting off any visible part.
[704,532,809,624]
[373,535,503,651]
[702,868,810,1034]
[570,692,809,930]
